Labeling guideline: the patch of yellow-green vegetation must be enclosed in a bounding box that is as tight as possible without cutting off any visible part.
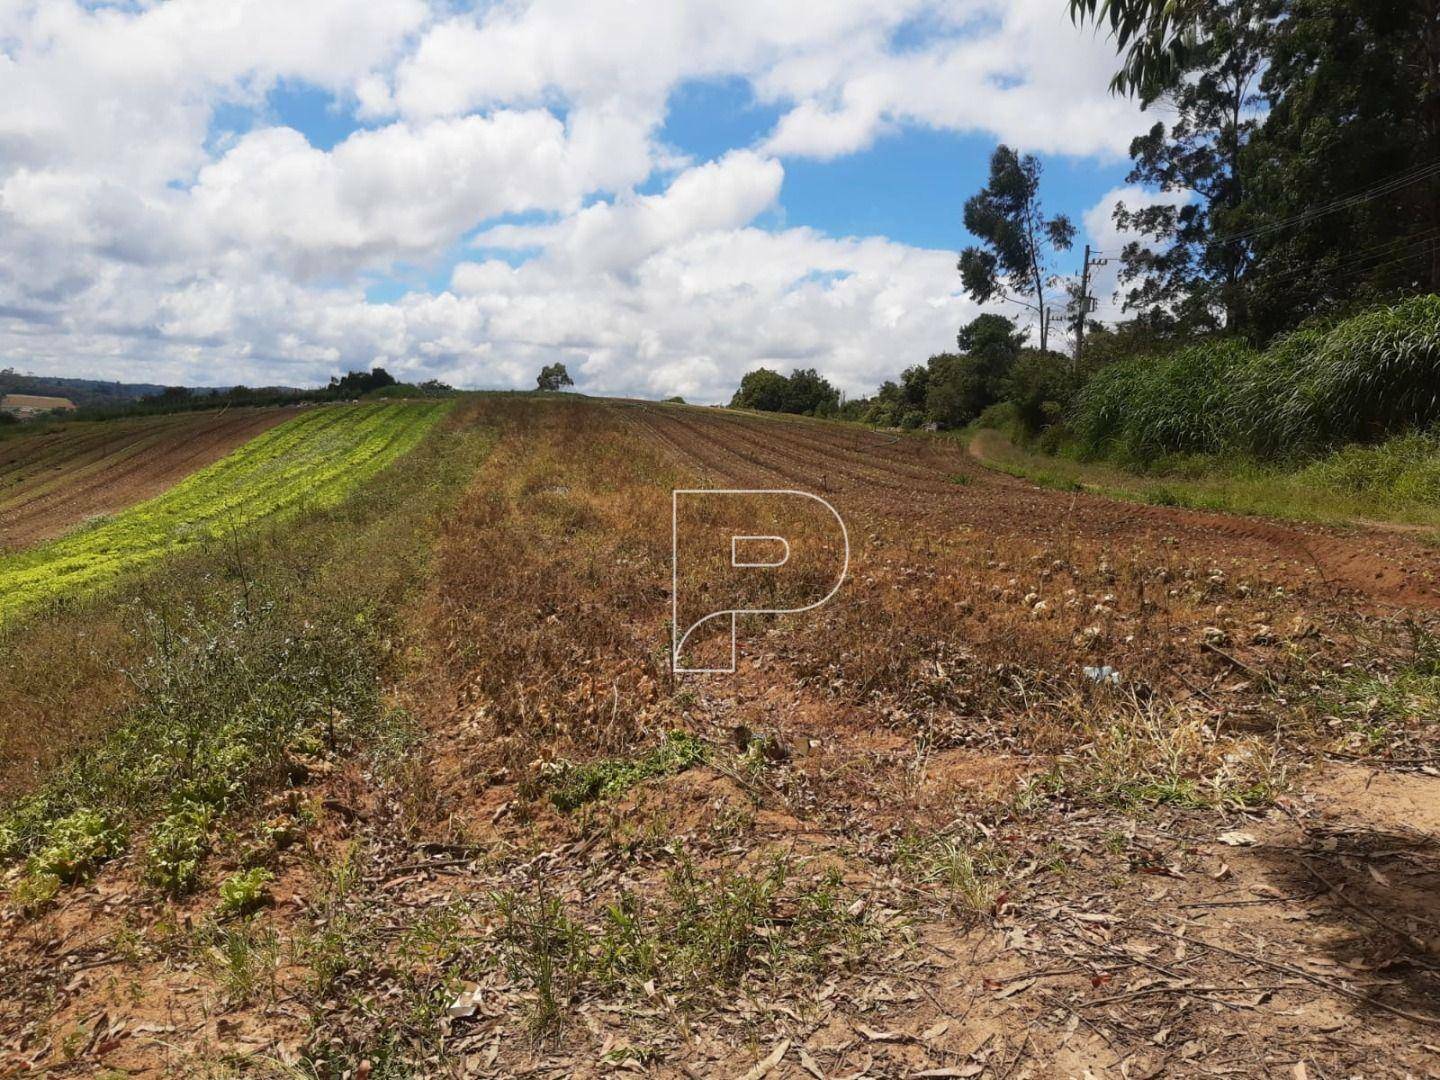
[196,920,282,1006]
[1310,627,1440,757]
[892,828,1016,921]
[9,808,126,913]
[0,409,493,914]
[0,402,450,624]
[493,854,878,1036]
[1033,699,1284,811]
[217,867,274,917]
[543,731,707,812]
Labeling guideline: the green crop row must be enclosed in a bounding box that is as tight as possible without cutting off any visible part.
[0,402,450,623]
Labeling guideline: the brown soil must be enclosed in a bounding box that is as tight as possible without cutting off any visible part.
[628,405,1439,612]
[0,407,292,550]
[2,398,1438,1078]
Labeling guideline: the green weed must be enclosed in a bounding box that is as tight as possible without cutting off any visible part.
[492,854,876,1036]
[894,830,1014,920]
[545,731,707,812]
[1041,703,1284,811]
[493,886,591,1037]
[199,921,280,1005]
[1309,627,1440,755]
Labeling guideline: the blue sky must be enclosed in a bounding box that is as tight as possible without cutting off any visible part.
[248,73,1134,305]
[657,75,1129,259]
[0,1,1151,400]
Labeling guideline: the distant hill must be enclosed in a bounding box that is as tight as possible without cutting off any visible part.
[0,371,173,406]
[0,370,303,408]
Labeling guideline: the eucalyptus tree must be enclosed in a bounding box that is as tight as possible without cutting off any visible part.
[958,146,1076,353]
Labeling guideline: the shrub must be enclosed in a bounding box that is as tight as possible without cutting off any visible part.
[1006,349,1083,437]
[974,400,1019,432]
[924,353,991,428]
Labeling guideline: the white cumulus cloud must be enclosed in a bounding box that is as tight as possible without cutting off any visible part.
[0,0,1146,399]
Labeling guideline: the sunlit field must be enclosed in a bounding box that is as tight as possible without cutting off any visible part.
[2,395,1436,1076]
[0,403,448,624]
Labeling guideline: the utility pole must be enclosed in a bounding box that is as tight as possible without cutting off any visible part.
[1072,246,1108,372]
[1075,243,1092,372]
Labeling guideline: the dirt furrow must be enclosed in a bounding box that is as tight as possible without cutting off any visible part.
[627,404,1440,611]
[0,408,294,549]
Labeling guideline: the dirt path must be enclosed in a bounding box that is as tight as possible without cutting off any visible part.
[0,407,293,549]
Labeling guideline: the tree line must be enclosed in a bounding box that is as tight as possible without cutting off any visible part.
[729,0,1440,454]
[1070,0,1440,343]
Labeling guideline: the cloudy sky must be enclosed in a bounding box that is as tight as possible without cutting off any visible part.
[0,0,1154,402]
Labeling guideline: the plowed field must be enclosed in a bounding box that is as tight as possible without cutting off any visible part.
[3,397,1438,1079]
[0,408,292,549]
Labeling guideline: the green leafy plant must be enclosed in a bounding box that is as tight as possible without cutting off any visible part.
[25,808,124,884]
[218,867,274,917]
[143,802,215,897]
[493,886,591,1037]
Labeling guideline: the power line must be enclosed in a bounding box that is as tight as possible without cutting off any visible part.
[1105,230,1439,317]
[1234,231,1440,305]
[1203,159,1440,249]
[1214,160,1440,247]
[1247,227,1440,290]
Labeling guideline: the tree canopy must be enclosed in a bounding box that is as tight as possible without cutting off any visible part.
[1069,0,1206,98]
[536,363,574,392]
[729,367,839,417]
[328,368,396,396]
[958,146,1075,352]
[1081,0,1440,342]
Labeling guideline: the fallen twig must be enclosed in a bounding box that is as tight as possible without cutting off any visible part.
[1145,923,1440,1028]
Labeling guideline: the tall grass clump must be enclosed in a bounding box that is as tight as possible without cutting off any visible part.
[1074,296,1440,464]
[1291,295,1440,448]
[1071,356,1146,455]
[1225,326,1329,458]
[1074,340,1256,461]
